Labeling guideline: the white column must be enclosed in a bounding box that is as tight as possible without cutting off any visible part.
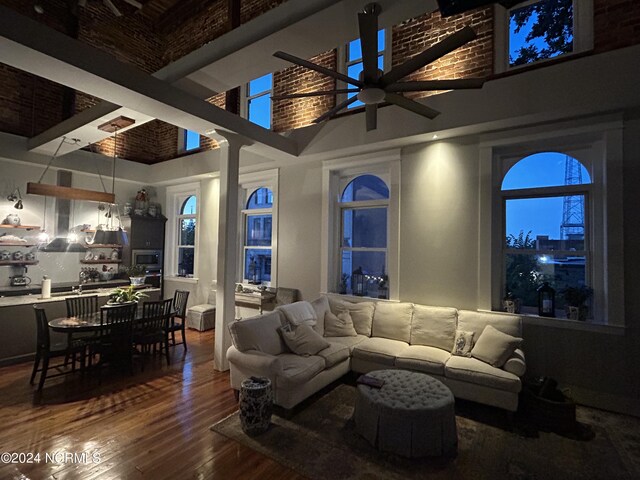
[214,132,248,371]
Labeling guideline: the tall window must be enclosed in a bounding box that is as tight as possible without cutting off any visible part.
[184,130,200,151]
[339,174,389,298]
[246,73,273,129]
[177,195,196,277]
[495,0,593,72]
[242,187,273,283]
[501,152,591,316]
[343,29,386,109]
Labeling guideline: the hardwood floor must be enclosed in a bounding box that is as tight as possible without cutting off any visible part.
[0,330,304,480]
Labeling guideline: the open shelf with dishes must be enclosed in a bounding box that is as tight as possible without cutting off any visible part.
[85,244,123,249]
[0,242,38,247]
[0,225,41,231]
[0,260,39,266]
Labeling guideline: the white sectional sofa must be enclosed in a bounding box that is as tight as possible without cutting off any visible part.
[227,296,525,411]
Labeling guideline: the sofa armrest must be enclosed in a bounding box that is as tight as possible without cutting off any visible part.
[503,348,526,377]
[227,346,283,376]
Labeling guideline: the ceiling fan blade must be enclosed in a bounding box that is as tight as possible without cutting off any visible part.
[274,51,363,88]
[313,96,359,124]
[271,89,360,100]
[380,26,476,87]
[385,93,440,120]
[358,4,380,83]
[387,78,486,92]
[103,0,123,17]
[365,104,377,131]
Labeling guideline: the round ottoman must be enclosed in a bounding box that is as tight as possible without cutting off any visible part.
[239,377,273,436]
[354,369,457,457]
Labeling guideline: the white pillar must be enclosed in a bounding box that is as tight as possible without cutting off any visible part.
[213,132,248,371]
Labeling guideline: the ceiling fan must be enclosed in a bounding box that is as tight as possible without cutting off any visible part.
[271,3,486,131]
[77,0,143,17]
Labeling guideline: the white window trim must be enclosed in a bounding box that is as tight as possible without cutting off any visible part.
[238,169,279,286]
[478,116,624,328]
[239,76,273,129]
[336,28,392,107]
[321,149,400,300]
[165,182,200,279]
[494,0,594,74]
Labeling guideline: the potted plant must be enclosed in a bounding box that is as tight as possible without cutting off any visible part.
[123,264,147,286]
[108,285,148,305]
[339,273,349,294]
[562,285,593,321]
[377,274,389,299]
[502,286,521,314]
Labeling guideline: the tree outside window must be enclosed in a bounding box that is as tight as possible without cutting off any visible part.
[177,195,196,276]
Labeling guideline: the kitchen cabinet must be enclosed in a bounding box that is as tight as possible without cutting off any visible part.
[120,215,167,265]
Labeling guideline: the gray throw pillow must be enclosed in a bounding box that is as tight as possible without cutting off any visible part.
[324,311,358,337]
[278,323,330,356]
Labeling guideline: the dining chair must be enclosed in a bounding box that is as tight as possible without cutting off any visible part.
[64,295,99,366]
[135,299,173,370]
[30,306,85,391]
[95,303,137,376]
[166,290,190,352]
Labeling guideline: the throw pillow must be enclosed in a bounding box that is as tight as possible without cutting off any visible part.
[333,301,375,336]
[277,301,317,327]
[310,296,330,336]
[324,310,358,337]
[470,325,523,368]
[451,330,475,357]
[278,323,330,356]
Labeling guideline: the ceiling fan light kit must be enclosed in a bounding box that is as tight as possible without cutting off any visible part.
[273,3,487,132]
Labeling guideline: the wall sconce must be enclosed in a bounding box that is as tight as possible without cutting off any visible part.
[6,188,23,209]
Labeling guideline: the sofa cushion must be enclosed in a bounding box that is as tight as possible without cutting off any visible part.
[410,305,457,351]
[330,299,375,336]
[317,341,351,368]
[503,348,526,377]
[228,311,287,355]
[324,310,358,337]
[352,337,409,366]
[278,324,330,356]
[310,296,330,336]
[451,330,475,357]
[324,334,368,353]
[457,310,522,338]
[371,302,412,343]
[276,354,325,389]
[445,356,522,393]
[277,301,317,327]
[394,345,451,376]
[471,325,523,368]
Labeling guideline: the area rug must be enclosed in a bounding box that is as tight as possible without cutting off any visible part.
[211,384,640,480]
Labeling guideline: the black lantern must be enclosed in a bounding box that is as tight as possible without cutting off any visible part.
[249,256,262,285]
[352,266,366,296]
[537,282,556,317]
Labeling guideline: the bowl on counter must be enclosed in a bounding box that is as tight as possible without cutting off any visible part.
[99,271,115,281]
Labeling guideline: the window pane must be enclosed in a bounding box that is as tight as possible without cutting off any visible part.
[180,218,196,246]
[181,195,196,215]
[343,207,387,248]
[246,214,272,246]
[340,250,387,297]
[178,247,194,276]
[185,130,200,151]
[509,0,573,67]
[341,174,389,202]
[348,38,362,62]
[246,187,273,209]
[347,62,364,108]
[244,249,271,282]
[505,252,586,312]
[248,73,272,96]
[503,152,590,190]
[505,195,585,249]
[378,29,385,52]
[248,94,271,129]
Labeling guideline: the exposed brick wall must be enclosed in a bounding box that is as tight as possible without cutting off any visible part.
[391,7,493,100]
[594,0,640,52]
[272,50,337,132]
[241,0,288,24]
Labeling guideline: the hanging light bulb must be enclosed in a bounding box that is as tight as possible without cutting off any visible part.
[38,231,49,243]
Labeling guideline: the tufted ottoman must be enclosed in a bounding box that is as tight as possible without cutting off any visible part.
[354,369,457,457]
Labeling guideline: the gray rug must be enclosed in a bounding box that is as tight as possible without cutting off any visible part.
[211,384,640,480]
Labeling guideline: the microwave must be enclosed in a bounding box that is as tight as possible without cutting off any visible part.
[132,249,163,270]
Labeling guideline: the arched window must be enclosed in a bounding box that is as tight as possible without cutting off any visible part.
[339,174,389,298]
[501,152,591,316]
[177,195,197,276]
[243,187,273,283]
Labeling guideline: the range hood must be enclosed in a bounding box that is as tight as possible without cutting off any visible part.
[39,170,88,253]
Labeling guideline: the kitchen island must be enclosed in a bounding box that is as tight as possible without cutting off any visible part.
[0,284,161,366]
